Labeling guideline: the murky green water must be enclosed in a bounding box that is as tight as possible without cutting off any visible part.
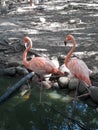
[0,76,98,130]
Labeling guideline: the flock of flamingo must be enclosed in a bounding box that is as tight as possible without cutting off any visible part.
[23,34,92,102]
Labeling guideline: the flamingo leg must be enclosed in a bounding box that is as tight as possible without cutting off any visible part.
[40,81,43,103]
[77,81,91,98]
[39,77,44,103]
[74,84,79,99]
[31,75,43,103]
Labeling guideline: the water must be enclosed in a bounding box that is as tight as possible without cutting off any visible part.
[0,75,98,130]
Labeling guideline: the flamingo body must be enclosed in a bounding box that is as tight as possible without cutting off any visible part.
[24,56,63,76]
[66,57,91,86]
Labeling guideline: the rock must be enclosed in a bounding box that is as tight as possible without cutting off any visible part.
[59,64,72,77]
[39,17,46,23]
[69,90,76,97]
[41,81,52,89]
[77,81,87,92]
[3,67,16,76]
[7,62,21,67]
[44,74,52,81]
[58,77,69,88]
[59,64,69,73]
[89,86,98,103]
[68,19,77,24]
[68,18,81,24]
[73,81,91,100]
[68,78,79,90]
[16,66,29,75]
[58,55,65,64]
[51,82,59,89]
[90,66,98,78]
[84,98,98,108]
[34,0,44,5]
[0,2,7,15]
[51,56,59,68]
[20,84,30,96]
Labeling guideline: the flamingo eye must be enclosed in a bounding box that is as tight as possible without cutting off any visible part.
[24,37,28,43]
[67,35,72,40]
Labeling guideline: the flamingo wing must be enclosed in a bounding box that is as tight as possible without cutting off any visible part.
[67,58,91,86]
[29,57,57,75]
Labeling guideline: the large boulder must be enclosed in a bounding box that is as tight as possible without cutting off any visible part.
[68,77,79,90]
[89,86,98,104]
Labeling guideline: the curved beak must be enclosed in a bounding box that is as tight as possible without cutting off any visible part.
[64,40,67,46]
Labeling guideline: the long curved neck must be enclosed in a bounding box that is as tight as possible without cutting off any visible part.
[65,37,76,66]
[23,38,32,68]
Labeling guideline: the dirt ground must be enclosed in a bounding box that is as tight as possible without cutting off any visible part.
[0,0,98,72]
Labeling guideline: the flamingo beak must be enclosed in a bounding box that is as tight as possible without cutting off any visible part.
[64,40,67,46]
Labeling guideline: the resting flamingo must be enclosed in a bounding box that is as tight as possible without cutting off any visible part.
[23,36,65,103]
[64,34,92,98]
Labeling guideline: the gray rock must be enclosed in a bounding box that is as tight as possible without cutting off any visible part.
[52,82,59,89]
[16,66,29,75]
[4,67,16,76]
[68,78,79,90]
[41,81,52,89]
[78,81,88,93]
[59,64,70,74]
[58,77,69,88]
[84,98,98,108]
[90,86,98,103]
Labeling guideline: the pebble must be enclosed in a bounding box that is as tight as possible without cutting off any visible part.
[68,18,81,24]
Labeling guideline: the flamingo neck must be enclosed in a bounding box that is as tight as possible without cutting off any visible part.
[65,37,76,66]
[23,39,32,69]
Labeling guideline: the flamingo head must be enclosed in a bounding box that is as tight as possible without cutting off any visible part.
[24,36,32,49]
[24,36,30,43]
[64,34,73,45]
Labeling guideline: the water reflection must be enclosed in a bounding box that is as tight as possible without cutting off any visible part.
[0,76,98,130]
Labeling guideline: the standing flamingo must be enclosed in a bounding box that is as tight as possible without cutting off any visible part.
[64,34,92,98]
[23,36,64,103]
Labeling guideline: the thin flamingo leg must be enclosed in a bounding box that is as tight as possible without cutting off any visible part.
[71,82,80,102]
[74,83,79,99]
[40,81,43,103]
[30,75,43,103]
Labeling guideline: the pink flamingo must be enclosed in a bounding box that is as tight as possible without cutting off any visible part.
[64,34,92,98]
[23,36,64,103]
